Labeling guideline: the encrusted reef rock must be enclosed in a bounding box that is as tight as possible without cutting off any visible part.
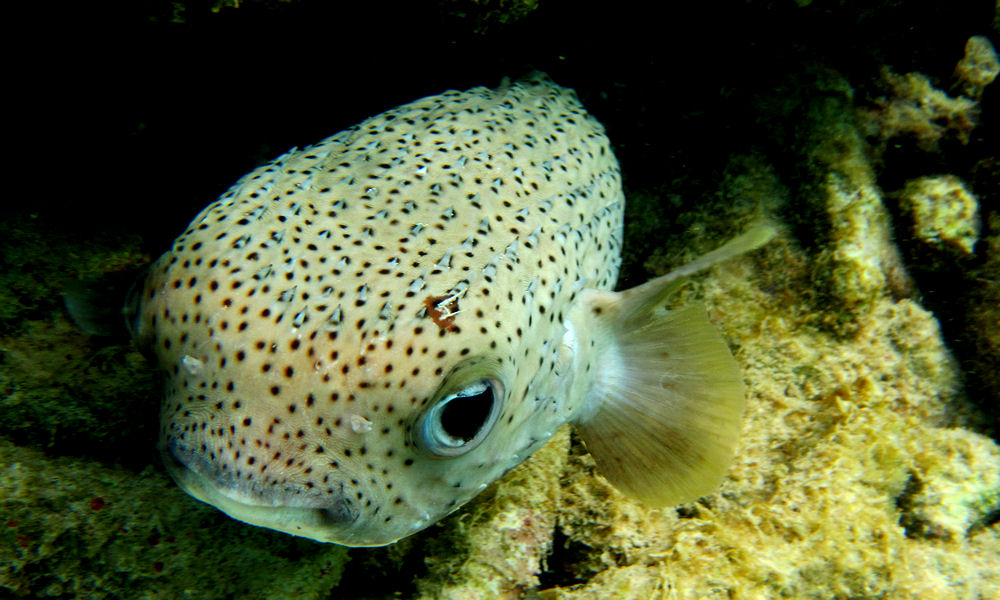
[803,90,916,317]
[898,428,1000,541]
[0,438,348,599]
[955,35,1000,99]
[897,175,980,256]
[414,428,570,599]
[531,158,998,597]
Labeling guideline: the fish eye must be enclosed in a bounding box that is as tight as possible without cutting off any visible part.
[418,378,502,457]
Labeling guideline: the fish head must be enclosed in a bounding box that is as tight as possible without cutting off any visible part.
[132,215,577,548]
[130,75,622,546]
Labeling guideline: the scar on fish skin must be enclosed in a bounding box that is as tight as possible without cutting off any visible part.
[423,295,460,331]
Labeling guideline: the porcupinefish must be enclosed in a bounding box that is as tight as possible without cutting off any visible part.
[128,74,772,547]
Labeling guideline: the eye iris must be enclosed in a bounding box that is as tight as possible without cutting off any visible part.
[439,383,494,444]
[418,378,503,456]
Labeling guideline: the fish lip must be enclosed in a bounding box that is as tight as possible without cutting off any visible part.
[161,438,362,538]
[163,439,356,516]
[161,440,428,546]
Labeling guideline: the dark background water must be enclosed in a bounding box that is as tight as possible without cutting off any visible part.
[18,0,995,252]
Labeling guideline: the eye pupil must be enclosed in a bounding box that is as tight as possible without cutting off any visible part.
[418,377,503,456]
[440,384,494,443]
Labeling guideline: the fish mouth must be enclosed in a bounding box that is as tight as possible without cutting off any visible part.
[161,439,380,545]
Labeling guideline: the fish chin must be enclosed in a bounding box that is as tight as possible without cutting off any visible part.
[161,440,406,546]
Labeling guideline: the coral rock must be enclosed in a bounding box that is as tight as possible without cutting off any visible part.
[898,175,980,255]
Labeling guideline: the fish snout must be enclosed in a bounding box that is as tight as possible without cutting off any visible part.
[161,437,360,533]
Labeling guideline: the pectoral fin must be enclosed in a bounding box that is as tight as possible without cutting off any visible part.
[573,225,771,505]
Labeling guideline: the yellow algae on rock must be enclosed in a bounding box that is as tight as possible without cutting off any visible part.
[858,36,998,153]
[955,35,1000,99]
[820,169,906,311]
[864,69,980,150]
[800,89,913,317]
[415,427,570,600]
[536,231,997,598]
[539,564,666,600]
[857,36,998,153]
[897,175,980,255]
[0,438,348,599]
[900,428,1000,540]
[520,83,998,594]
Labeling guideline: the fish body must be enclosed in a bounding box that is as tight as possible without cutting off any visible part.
[129,75,763,546]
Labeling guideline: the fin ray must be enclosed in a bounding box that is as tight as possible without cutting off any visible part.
[571,226,772,505]
[576,302,745,505]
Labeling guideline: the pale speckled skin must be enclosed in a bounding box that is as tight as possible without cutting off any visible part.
[130,75,623,546]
